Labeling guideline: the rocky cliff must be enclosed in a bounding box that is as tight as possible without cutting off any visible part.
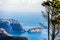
[0,19,26,34]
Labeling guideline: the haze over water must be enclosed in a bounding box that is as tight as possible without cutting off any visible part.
[0,0,48,40]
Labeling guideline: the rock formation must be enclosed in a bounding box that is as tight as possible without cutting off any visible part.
[28,28,41,33]
[0,28,28,40]
[0,19,26,34]
[0,28,11,36]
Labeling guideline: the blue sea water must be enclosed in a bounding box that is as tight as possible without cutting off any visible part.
[11,26,48,40]
[0,12,48,40]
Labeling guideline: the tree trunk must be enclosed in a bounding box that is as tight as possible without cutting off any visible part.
[55,23,60,36]
[48,12,50,40]
[52,25,55,40]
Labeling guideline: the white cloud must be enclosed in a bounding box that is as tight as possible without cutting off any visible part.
[0,0,45,12]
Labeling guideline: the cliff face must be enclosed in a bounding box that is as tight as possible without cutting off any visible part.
[0,28,11,36]
[0,19,26,34]
[0,27,28,40]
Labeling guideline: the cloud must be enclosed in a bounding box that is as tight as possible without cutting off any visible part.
[0,0,45,12]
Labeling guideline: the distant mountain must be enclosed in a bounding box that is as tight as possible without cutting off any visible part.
[0,19,26,34]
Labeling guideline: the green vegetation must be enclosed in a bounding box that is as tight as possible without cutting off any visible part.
[42,0,60,40]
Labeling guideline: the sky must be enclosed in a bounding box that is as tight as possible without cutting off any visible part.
[0,0,47,26]
[0,0,46,12]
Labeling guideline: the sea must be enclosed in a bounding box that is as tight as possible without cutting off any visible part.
[11,26,48,40]
[0,12,48,40]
